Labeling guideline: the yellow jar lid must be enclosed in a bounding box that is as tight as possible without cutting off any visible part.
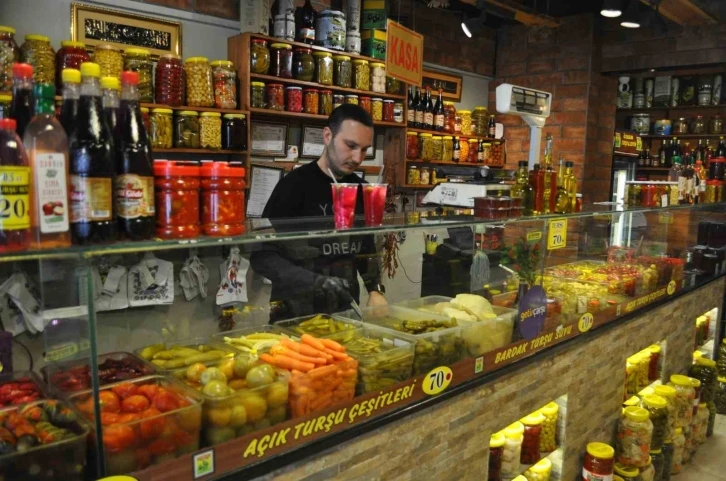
[62,69,82,84]
[251,81,266,87]
[25,34,49,42]
[623,396,640,407]
[185,56,209,63]
[352,59,369,64]
[269,43,292,49]
[699,402,707,408]
[697,315,707,322]
[459,110,471,114]
[96,477,140,481]
[648,344,661,353]
[160,53,181,60]
[140,107,149,113]
[152,108,173,114]
[642,394,667,409]
[693,350,703,360]
[370,62,385,67]
[540,402,559,415]
[211,60,234,68]
[178,110,199,116]
[718,376,726,383]
[503,421,524,438]
[520,412,545,426]
[614,477,624,481]
[468,138,479,143]
[313,51,333,57]
[675,427,682,435]
[695,357,716,367]
[650,448,662,454]
[432,136,442,140]
[490,432,505,448]
[653,384,676,398]
[670,374,692,387]
[333,55,351,61]
[474,106,487,110]
[406,132,419,136]
[614,463,640,477]
[0,94,10,102]
[443,136,453,140]
[224,113,246,119]
[419,133,433,137]
[61,40,86,48]
[443,101,454,105]
[80,62,101,78]
[200,111,221,117]
[623,406,649,423]
[125,47,150,56]
[528,458,551,473]
[586,442,614,460]
[638,386,654,398]
[100,76,120,90]
[94,43,118,51]
[689,377,701,387]
[0,26,16,34]
[512,477,528,481]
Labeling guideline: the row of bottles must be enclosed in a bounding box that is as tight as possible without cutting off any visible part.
[1,61,154,253]
[408,85,445,131]
[666,149,709,205]
[651,137,726,168]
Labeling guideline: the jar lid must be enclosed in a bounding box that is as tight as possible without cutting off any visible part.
[648,344,661,354]
[443,136,453,140]
[152,108,173,114]
[383,99,394,103]
[614,463,640,477]
[178,110,199,116]
[62,69,82,84]
[670,374,693,387]
[100,76,120,90]
[642,394,667,409]
[459,110,471,114]
[718,376,726,383]
[94,43,118,51]
[270,43,292,49]
[185,56,209,63]
[200,161,246,178]
[689,377,701,387]
[346,95,359,98]
[211,60,234,68]
[0,26,16,34]
[251,81,266,87]
[370,62,385,68]
[512,477,528,481]
[80,62,101,78]
[286,86,303,90]
[320,90,333,94]
[503,421,524,438]
[638,386,654,398]
[313,51,333,57]
[623,396,640,407]
[160,53,181,60]
[61,40,86,48]
[675,427,683,435]
[268,83,284,88]
[540,401,559,415]
[528,458,551,474]
[304,88,319,93]
[623,406,649,423]
[474,106,487,110]
[224,113,246,119]
[371,98,383,101]
[25,34,50,42]
[294,46,312,52]
[695,357,716,367]
[650,448,662,454]
[352,59,369,64]
[699,402,707,408]
[140,107,149,113]
[333,55,351,61]
[0,94,10,102]
[520,412,545,426]
[200,112,221,117]
[468,138,479,143]
[419,133,433,137]
[432,136,442,140]
[406,132,419,136]
[586,442,614,460]
[153,160,200,177]
[251,38,267,44]
[489,432,505,448]
[125,47,151,56]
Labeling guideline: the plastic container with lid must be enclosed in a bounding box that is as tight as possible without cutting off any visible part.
[92,43,123,80]
[383,99,394,121]
[175,110,200,148]
[222,113,247,151]
[185,57,215,107]
[523,457,552,481]
[251,81,266,108]
[614,462,641,481]
[353,59,370,91]
[200,162,246,236]
[199,112,222,149]
[688,356,717,403]
[270,43,293,78]
[20,34,55,85]
[489,432,505,481]
[149,108,173,148]
[155,54,184,106]
[639,456,655,481]
[640,394,668,450]
[653,384,677,441]
[304,88,319,114]
[669,374,695,427]
[694,402,709,446]
[333,54,352,88]
[251,38,270,74]
[320,89,333,115]
[520,412,545,464]
[153,161,200,239]
[539,402,559,452]
[124,47,153,102]
[286,86,303,112]
[501,422,524,477]
[55,41,89,92]
[211,60,237,109]
[267,83,285,111]
[313,51,333,85]
[0,26,19,91]
[661,441,674,481]
[293,47,314,81]
[583,442,615,480]
[617,406,653,467]
[671,428,685,474]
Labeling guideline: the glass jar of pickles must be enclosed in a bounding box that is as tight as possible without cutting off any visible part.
[617,406,653,468]
[442,136,454,162]
[489,432,505,481]
[20,34,55,85]
[419,133,433,161]
[293,47,314,81]
[150,108,173,149]
[155,54,184,106]
[313,51,333,86]
[267,83,285,111]
[673,117,689,134]
[334,94,345,110]
[710,115,723,134]
[222,113,247,151]
[444,102,456,134]
[199,112,222,149]
[539,402,558,452]
[200,162,246,236]
[320,89,333,115]
[346,94,359,105]
[353,59,370,90]
[460,110,472,135]
[184,57,215,107]
[270,43,293,78]
[669,374,695,428]
[371,98,383,121]
[359,96,372,115]
[211,60,237,109]
[251,81,266,108]
[383,100,394,121]
[473,106,488,136]
[285,86,303,112]
[0,26,19,91]
[406,165,420,185]
[55,41,90,92]
[520,412,545,464]
[640,395,668,450]
[334,55,352,88]
[124,48,153,102]
[420,166,431,185]
[653,384,677,442]
[175,110,200,148]
[93,43,123,80]
[154,161,201,239]
[386,76,402,95]
[303,88,319,114]
[250,38,270,74]
[431,136,443,161]
[692,115,706,134]
[406,132,419,159]
[502,422,524,478]
[468,139,479,163]
[688,357,718,403]
[370,62,386,93]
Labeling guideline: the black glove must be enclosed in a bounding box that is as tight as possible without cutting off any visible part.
[313,276,353,313]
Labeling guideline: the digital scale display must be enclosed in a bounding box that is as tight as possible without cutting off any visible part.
[511,87,549,115]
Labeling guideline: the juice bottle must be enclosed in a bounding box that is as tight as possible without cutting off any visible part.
[101,76,120,134]
[114,71,155,240]
[0,118,31,252]
[529,164,544,215]
[23,83,71,248]
[69,62,116,244]
[9,63,34,139]
[59,68,81,137]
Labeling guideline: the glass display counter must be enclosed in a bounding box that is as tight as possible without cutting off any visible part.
[1,201,725,480]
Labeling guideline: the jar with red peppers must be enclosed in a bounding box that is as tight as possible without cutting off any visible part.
[641,183,658,207]
[154,160,201,239]
[648,344,661,382]
[304,88,319,114]
[359,96,372,115]
[201,162,246,236]
[406,132,419,159]
[489,432,505,481]
[211,60,237,109]
[55,40,89,92]
[267,83,285,111]
[155,54,184,106]
[443,101,456,134]
[286,86,303,112]
[383,99,395,122]
[582,442,615,480]
[520,412,545,464]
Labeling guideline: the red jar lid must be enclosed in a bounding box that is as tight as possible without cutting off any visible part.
[711,156,725,163]
[268,83,283,88]
[251,39,267,44]
[154,160,200,177]
[200,161,246,178]
[304,88,319,93]
[294,46,312,52]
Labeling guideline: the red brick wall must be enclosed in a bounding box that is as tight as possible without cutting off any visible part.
[582,73,618,203]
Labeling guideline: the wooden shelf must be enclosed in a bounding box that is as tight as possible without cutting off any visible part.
[636,167,670,171]
[249,74,406,101]
[152,148,248,155]
[247,33,385,66]
[252,160,382,174]
[406,127,505,143]
[405,159,503,168]
[248,107,405,127]
[641,134,724,139]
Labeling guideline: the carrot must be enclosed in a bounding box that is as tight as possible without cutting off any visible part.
[301,334,327,352]
[308,364,338,379]
[281,338,330,359]
[271,345,327,365]
[259,353,279,366]
[323,347,350,361]
[320,338,345,352]
[270,354,315,372]
[309,392,333,412]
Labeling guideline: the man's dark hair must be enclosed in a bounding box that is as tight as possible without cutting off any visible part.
[327,104,374,137]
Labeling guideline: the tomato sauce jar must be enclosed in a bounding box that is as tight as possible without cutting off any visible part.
[520,412,545,464]
[200,161,246,236]
[582,442,615,480]
[154,161,201,239]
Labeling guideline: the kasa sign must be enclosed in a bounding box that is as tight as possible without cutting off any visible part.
[385,19,424,87]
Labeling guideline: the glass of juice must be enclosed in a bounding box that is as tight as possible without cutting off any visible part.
[331,183,359,229]
[363,183,387,226]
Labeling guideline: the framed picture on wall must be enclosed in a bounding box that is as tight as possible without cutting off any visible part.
[71,2,182,57]
[422,70,463,102]
[301,126,376,158]
[251,121,288,156]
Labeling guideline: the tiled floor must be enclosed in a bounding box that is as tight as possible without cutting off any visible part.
[677,414,726,481]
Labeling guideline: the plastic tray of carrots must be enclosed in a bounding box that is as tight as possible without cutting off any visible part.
[259,334,358,418]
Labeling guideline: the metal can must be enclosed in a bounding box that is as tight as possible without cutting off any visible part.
[713,75,722,106]
[670,77,680,107]
[645,78,654,108]
[316,10,346,51]
[631,113,650,134]
[273,13,295,41]
[345,31,361,54]
[653,119,672,136]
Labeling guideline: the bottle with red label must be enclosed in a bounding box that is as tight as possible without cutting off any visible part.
[0,118,31,252]
[69,62,116,244]
[114,71,155,240]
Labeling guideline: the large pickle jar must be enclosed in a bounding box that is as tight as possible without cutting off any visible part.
[185,57,215,107]
[313,51,333,86]
[583,442,615,480]
[334,55,352,88]
[175,110,200,148]
[653,384,677,442]
[353,59,370,91]
[520,412,545,465]
[222,113,247,151]
[688,357,717,403]
[539,402,558,452]
[523,457,552,481]
[199,112,222,149]
[669,374,695,427]
[270,43,293,78]
[459,110,472,135]
[20,34,55,85]
[250,38,270,74]
[124,48,153,102]
[150,108,173,149]
[617,406,653,468]
[200,162,246,236]
[715,376,726,414]
[293,47,314,82]
[0,26,19,91]
[502,422,524,478]
[55,41,90,92]
[406,132,419,159]
[154,160,201,239]
[211,60,237,109]
[640,395,667,450]
[473,106,488,136]
[155,54,184,106]
[489,432,505,481]
[93,43,123,80]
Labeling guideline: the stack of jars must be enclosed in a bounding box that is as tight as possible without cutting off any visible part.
[582,442,615,480]
[501,422,524,478]
[616,407,653,471]
[520,412,545,465]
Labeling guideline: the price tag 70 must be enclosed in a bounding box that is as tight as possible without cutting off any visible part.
[547,218,567,250]
[423,366,453,395]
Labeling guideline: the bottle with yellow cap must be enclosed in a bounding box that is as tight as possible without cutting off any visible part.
[0,26,19,91]
[100,76,120,132]
[583,442,614,480]
[688,356,717,402]
[639,395,667,450]
[668,374,695,428]
[20,34,55,85]
[617,406,653,468]
[671,427,685,474]
[55,40,90,91]
[489,432,505,481]
[59,69,81,135]
[69,61,116,244]
[501,421,524,477]
[523,457,551,481]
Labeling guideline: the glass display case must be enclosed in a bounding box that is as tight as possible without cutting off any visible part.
[2,201,726,480]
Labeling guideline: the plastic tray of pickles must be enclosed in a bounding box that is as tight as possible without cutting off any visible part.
[274,314,363,337]
[318,325,415,394]
[135,337,237,372]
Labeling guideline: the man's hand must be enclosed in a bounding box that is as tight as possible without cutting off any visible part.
[367,290,387,307]
[313,276,353,312]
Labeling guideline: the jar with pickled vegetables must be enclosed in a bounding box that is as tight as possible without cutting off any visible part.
[502,422,523,478]
[124,48,153,102]
[539,402,558,452]
[617,406,653,468]
[267,83,285,111]
[20,34,55,85]
[0,94,10,119]
[313,51,333,86]
[185,57,215,107]
[647,344,661,382]
[0,26,19,91]
[661,441,674,481]
[460,110,472,135]
[407,165,420,185]
[304,88,319,114]
[694,402,708,445]
[371,98,383,121]
[442,136,454,162]
[473,106,488,136]
[614,463,641,481]
[154,160,201,239]
[386,76,402,95]
[222,114,246,151]
[320,89,333,115]
[653,384,677,442]
[334,55,352,88]
[270,43,293,78]
[353,59,370,91]
[251,81,266,108]
[201,162,245,236]
[669,374,695,428]
[383,99,394,121]
[394,102,404,123]
[199,112,222,149]
[150,108,173,149]
[175,110,200,148]
[489,432,505,481]
[250,38,270,74]
[93,43,123,80]
[286,86,303,112]
[359,96,372,115]
[55,41,89,92]
[520,412,545,464]
[671,428,685,474]
[716,376,726,414]
[406,132,419,159]
[444,102,456,134]
[523,457,551,481]
[419,133,433,161]
[583,442,615,481]
[346,94,359,105]
[468,139,479,163]
[688,357,717,403]
[640,395,668,450]
[371,62,386,93]
[640,457,655,481]
[333,94,345,110]
[292,47,314,81]
[211,60,237,109]
[459,136,469,161]
[155,54,184,106]
[431,136,443,161]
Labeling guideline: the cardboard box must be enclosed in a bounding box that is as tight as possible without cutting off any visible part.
[361,29,387,60]
[362,0,388,30]
[240,0,271,35]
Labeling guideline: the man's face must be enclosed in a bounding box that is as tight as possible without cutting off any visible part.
[324,120,373,177]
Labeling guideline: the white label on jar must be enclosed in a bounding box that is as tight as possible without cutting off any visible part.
[582,468,613,481]
[35,153,69,234]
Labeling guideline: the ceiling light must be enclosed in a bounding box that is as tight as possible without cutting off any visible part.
[601,0,622,18]
[620,0,641,28]
[462,11,486,38]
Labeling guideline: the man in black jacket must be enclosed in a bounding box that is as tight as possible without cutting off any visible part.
[250,105,387,322]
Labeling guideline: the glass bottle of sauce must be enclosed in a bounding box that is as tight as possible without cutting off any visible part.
[555,157,569,213]
[100,76,120,134]
[0,118,31,252]
[529,164,544,214]
[407,85,415,127]
[10,63,34,139]
[434,88,445,132]
[59,68,81,137]
[511,160,534,216]
[452,136,461,163]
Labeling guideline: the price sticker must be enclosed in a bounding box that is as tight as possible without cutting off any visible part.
[423,366,453,395]
[578,312,594,333]
[547,218,567,250]
[667,280,676,295]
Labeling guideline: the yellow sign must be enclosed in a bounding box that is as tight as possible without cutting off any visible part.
[547,218,567,250]
[578,313,594,333]
[422,366,452,395]
[527,231,542,242]
[385,19,424,87]
[667,280,676,295]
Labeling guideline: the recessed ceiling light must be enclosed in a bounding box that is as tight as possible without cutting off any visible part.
[601,0,622,18]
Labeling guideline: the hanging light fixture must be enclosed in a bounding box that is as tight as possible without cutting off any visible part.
[601,0,623,18]
[462,0,486,38]
[620,0,641,28]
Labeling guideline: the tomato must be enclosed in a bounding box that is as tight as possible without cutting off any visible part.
[153,391,180,413]
[116,413,141,425]
[137,384,160,401]
[174,430,195,449]
[139,408,165,439]
[112,383,139,400]
[122,395,150,413]
[135,448,153,470]
[101,412,121,426]
[148,438,176,456]
[102,424,136,453]
[99,391,121,413]
[76,397,95,417]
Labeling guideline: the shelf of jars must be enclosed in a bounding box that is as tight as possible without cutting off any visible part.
[406,127,505,143]
[153,148,248,155]
[641,134,725,140]
[245,33,386,66]
[405,159,503,168]
[248,107,404,127]
[248,73,406,101]
[616,105,726,113]
[251,160,382,174]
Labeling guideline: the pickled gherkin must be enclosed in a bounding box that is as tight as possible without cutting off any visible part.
[277,314,357,337]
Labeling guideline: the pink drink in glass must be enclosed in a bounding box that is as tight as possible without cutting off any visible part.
[363,183,387,226]
[331,183,359,229]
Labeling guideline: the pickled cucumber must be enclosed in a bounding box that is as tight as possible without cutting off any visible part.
[287,315,355,336]
[138,343,232,370]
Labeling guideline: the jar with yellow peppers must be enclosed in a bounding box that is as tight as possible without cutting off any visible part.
[473,106,488,136]
[371,97,383,121]
[523,457,552,481]
[345,94,359,105]
[419,133,433,161]
[0,26,19,91]
[431,136,443,161]
[442,136,454,162]
[199,112,222,149]
[333,55,352,88]
[313,51,333,86]
[20,34,55,85]
[669,374,695,428]
[353,59,370,91]
[320,90,333,115]
[250,38,270,74]
[150,108,173,149]
[93,43,123,80]
[407,165,420,185]
[459,110,472,135]
[211,60,237,109]
[420,166,431,185]
[459,135,469,161]
[124,48,153,102]
[539,402,558,452]
[184,57,215,107]
[303,88,319,114]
